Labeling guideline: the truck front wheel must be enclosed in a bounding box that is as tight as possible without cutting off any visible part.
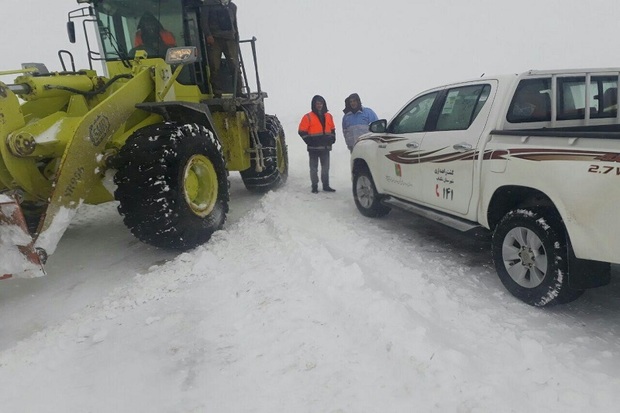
[492,208,584,306]
[114,122,229,250]
[353,167,390,218]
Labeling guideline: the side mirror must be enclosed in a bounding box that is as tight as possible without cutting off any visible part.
[67,21,76,44]
[165,47,199,65]
[369,119,387,133]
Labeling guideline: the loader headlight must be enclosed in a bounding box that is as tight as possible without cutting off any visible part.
[165,47,198,65]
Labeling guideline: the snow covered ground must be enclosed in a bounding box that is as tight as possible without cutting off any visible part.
[3,0,620,411]
[2,129,620,412]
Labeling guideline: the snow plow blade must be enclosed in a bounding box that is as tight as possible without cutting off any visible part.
[0,195,46,279]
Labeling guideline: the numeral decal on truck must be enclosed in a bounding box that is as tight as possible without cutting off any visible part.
[588,165,620,175]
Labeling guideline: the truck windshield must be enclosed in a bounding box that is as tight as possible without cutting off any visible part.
[93,0,184,60]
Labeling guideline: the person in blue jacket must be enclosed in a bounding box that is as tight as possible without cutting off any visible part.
[342,93,378,152]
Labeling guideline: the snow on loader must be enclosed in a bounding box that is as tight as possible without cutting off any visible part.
[0,0,288,278]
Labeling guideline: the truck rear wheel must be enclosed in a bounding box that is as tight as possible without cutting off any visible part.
[492,208,584,306]
[240,114,288,193]
[353,167,390,217]
[114,122,229,250]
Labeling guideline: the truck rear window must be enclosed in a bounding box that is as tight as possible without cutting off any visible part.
[557,76,617,120]
[507,76,618,123]
[507,79,551,123]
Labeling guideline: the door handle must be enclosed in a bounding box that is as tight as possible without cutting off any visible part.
[378,144,387,149]
[453,143,472,152]
[406,142,419,148]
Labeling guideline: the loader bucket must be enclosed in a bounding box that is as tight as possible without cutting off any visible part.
[0,194,46,279]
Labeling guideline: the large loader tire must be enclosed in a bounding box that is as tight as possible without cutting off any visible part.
[113,122,229,250]
[240,114,288,193]
[492,208,584,306]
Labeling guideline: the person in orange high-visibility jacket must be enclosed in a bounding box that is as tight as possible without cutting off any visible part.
[133,12,176,58]
[298,95,337,193]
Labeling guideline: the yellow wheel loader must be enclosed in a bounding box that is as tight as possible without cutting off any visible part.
[0,0,288,278]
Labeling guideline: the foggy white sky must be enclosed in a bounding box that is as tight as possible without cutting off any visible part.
[4,0,620,126]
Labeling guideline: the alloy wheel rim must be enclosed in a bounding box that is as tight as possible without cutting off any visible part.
[356,175,374,209]
[502,227,548,288]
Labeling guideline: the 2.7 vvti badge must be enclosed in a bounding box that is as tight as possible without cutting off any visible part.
[351,68,620,306]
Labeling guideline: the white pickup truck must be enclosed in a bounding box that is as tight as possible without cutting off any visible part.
[351,68,620,306]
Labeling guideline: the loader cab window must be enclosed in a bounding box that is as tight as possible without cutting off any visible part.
[132,12,177,57]
[94,0,185,60]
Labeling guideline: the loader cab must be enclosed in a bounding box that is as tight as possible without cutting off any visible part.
[72,0,257,98]
[89,1,185,58]
[71,0,202,94]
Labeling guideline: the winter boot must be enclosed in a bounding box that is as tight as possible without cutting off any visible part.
[323,186,336,192]
[311,185,319,194]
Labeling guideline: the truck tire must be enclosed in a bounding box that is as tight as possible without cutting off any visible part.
[114,122,229,250]
[353,167,390,218]
[240,114,288,193]
[492,208,584,306]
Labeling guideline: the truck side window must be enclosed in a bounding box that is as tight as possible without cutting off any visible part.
[506,78,551,123]
[388,92,438,134]
[436,84,491,131]
[507,79,551,123]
